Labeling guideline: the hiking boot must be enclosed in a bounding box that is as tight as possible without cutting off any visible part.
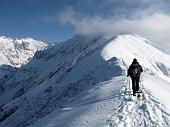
[133,93,136,96]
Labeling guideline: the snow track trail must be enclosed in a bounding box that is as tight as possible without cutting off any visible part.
[29,75,170,127]
[105,77,170,127]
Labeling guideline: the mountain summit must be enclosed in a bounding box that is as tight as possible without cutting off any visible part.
[0,35,170,127]
[0,36,48,67]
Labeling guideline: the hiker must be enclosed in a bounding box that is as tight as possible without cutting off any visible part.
[127,58,143,96]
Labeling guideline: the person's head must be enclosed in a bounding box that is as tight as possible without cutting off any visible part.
[132,58,138,64]
[133,58,137,62]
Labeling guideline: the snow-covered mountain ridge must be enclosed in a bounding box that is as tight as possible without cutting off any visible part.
[0,34,170,127]
[0,36,48,67]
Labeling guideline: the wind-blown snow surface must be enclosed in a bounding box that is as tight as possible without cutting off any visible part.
[0,35,170,127]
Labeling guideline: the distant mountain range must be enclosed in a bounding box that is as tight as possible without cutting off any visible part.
[0,36,48,67]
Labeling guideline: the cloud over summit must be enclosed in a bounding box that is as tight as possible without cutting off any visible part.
[58,0,170,51]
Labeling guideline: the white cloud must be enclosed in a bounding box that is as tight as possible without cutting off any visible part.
[58,7,77,25]
[58,7,170,52]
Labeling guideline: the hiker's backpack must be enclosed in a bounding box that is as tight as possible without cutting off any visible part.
[131,65,139,76]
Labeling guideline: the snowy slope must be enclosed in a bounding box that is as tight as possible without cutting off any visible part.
[0,34,170,127]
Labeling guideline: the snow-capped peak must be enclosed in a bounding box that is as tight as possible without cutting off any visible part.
[0,36,48,67]
[101,34,170,77]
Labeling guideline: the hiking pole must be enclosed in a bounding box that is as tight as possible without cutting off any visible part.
[127,76,131,98]
[127,76,131,92]
[139,79,144,90]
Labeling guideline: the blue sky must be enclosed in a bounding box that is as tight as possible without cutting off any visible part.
[0,0,76,42]
[0,0,114,42]
[0,0,170,47]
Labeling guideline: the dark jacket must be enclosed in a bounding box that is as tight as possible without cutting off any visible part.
[128,62,143,77]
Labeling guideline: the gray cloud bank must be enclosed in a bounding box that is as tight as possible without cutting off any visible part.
[58,0,170,52]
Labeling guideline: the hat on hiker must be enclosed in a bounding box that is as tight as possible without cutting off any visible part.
[132,58,138,64]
